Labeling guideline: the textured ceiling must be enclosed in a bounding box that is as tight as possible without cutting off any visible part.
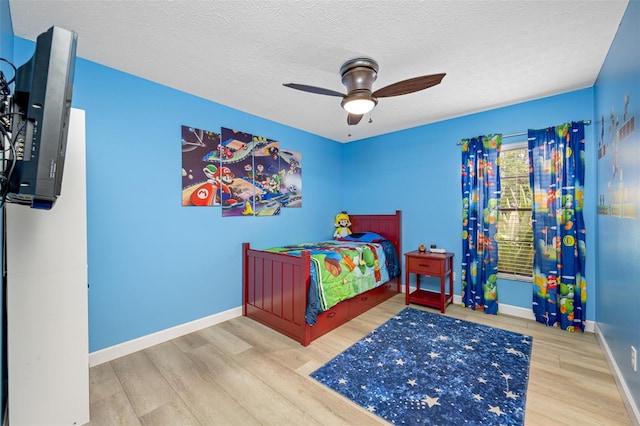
[9,0,629,142]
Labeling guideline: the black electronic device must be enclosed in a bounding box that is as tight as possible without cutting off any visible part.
[7,26,77,209]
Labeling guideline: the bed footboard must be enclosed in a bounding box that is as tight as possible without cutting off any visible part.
[242,242,313,345]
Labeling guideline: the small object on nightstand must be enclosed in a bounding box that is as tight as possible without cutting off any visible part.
[430,247,446,253]
[418,244,426,253]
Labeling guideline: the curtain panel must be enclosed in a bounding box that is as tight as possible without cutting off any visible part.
[528,122,587,331]
[461,135,502,314]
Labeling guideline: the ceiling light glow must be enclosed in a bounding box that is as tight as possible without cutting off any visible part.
[342,94,377,115]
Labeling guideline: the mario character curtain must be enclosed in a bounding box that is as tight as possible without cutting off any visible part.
[461,134,502,314]
[528,122,586,331]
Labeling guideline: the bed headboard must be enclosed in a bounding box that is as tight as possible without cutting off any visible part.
[348,210,402,257]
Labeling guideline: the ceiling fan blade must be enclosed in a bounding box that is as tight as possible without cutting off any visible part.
[282,83,345,97]
[373,73,446,98]
[347,113,363,126]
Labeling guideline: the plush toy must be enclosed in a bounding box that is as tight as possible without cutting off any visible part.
[333,212,352,239]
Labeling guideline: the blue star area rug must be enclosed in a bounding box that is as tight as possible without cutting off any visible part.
[311,307,532,425]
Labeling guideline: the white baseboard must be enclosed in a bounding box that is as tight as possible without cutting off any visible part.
[452,294,536,320]
[88,306,242,366]
[594,323,640,426]
[90,291,596,366]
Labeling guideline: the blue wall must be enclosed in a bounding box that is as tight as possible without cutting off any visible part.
[594,0,640,415]
[342,89,596,317]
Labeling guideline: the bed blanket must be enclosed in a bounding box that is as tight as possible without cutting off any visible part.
[267,240,394,324]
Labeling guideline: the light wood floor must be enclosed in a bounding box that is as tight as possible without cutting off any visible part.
[87,294,632,425]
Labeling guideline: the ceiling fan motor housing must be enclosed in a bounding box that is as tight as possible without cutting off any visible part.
[340,58,379,93]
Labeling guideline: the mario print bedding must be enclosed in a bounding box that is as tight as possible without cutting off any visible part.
[267,240,392,324]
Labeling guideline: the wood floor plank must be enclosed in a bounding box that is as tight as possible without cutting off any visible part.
[526,387,628,426]
[144,341,260,425]
[528,364,629,424]
[187,342,321,425]
[87,390,141,426]
[89,361,123,405]
[86,294,632,426]
[171,329,210,353]
[234,346,386,425]
[138,399,201,426]
[110,350,179,418]
[217,315,301,353]
[196,323,253,355]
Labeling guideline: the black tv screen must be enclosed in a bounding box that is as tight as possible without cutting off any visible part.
[7,26,77,209]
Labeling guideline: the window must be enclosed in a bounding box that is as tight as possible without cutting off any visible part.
[496,142,534,280]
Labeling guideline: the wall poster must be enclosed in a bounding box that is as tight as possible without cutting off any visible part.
[181,125,302,217]
[597,94,637,219]
[181,125,221,206]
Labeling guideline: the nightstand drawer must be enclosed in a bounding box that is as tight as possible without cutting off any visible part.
[407,257,441,275]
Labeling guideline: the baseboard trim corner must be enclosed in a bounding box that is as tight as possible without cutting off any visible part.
[594,323,640,426]
[89,306,243,366]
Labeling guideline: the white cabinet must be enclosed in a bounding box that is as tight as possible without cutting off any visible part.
[6,109,89,425]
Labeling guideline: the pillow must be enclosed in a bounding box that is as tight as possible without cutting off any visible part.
[339,232,386,243]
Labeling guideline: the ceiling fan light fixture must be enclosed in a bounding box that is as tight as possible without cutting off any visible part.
[282,56,445,127]
[341,93,377,115]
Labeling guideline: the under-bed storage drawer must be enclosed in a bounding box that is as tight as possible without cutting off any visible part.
[368,281,395,300]
[316,299,350,324]
[309,300,351,341]
[349,282,394,317]
[407,257,441,275]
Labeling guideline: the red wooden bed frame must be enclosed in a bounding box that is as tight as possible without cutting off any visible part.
[242,210,402,346]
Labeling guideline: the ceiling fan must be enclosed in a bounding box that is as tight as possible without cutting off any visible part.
[283,57,445,125]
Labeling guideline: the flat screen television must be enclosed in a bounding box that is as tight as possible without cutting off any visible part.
[7,26,77,209]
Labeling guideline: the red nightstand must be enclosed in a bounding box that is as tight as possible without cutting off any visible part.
[404,250,454,313]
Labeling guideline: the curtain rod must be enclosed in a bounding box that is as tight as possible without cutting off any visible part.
[456,120,592,144]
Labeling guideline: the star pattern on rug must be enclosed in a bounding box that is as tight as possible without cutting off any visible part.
[505,390,519,399]
[489,404,506,416]
[311,307,532,425]
[422,395,441,408]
